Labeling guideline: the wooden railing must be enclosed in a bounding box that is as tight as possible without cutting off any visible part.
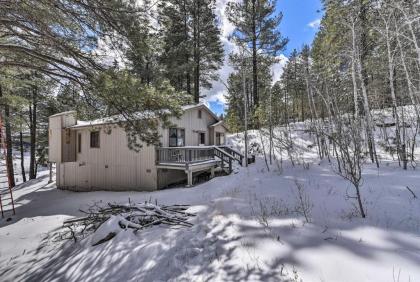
[156,147,215,164]
[156,146,244,174]
[217,145,244,166]
[214,147,234,173]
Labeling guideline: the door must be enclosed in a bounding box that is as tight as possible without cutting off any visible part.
[216,132,225,145]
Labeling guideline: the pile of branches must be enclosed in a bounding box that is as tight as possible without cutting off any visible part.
[57,200,195,245]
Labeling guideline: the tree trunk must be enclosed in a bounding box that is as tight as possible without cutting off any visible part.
[396,28,420,121]
[20,130,26,182]
[355,3,379,168]
[357,55,379,167]
[183,0,191,95]
[193,1,200,104]
[29,86,37,179]
[251,0,258,109]
[399,5,420,68]
[355,184,366,218]
[351,21,359,119]
[384,19,402,167]
[0,84,16,188]
[304,56,322,159]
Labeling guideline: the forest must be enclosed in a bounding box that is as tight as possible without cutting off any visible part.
[3,0,419,214]
[1,1,420,280]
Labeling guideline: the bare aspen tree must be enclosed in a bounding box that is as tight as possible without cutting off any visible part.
[378,7,403,166]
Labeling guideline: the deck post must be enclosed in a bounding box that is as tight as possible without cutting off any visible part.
[48,162,53,183]
[210,166,215,178]
[186,169,193,187]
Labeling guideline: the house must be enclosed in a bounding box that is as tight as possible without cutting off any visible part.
[48,104,243,192]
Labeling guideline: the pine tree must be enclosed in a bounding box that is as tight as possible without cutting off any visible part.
[159,0,224,103]
[226,0,288,109]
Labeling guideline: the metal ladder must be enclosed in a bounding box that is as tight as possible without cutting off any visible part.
[0,115,15,218]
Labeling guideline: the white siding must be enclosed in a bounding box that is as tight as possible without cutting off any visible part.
[59,126,157,191]
[161,107,217,147]
[48,116,62,163]
[48,112,77,163]
[55,105,225,191]
[212,124,227,145]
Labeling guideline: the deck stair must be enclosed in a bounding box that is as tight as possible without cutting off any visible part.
[217,146,244,166]
[213,146,245,174]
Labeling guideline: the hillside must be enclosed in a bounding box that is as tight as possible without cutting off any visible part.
[1,115,420,281]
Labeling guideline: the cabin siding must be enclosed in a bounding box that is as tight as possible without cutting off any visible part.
[211,124,227,145]
[59,126,157,191]
[161,108,217,147]
[51,105,227,192]
[49,112,77,163]
[48,116,62,163]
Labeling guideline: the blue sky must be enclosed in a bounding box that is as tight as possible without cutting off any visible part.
[279,0,324,56]
[208,0,323,116]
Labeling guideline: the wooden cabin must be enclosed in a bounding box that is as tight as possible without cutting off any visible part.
[48,104,243,191]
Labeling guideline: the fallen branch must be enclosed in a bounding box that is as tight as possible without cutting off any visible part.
[58,200,195,244]
[405,186,417,199]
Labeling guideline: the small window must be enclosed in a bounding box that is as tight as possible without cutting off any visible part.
[90,131,100,148]
[199,132,205,145]
[65,128,71,144]
[78,133,82,153]
[198,110,202,119]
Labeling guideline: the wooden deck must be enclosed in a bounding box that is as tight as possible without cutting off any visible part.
[155,146,244,187]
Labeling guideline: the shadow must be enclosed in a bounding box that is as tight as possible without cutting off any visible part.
[1,158,420,281]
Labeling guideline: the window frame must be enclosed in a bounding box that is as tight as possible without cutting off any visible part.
[198,109,202,119]
[77,133,82,153]
[169,128,185,147]
[199,132,205,145]
[90,131,100,148]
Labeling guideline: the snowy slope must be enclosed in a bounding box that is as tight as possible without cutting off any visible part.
[1,121,420,281]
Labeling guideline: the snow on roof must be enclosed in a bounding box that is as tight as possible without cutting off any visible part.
[68,103,218,129]
[49,110,77,118]
[209,120,228,130]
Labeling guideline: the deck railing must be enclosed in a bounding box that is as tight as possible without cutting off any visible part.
[156,147,215,164]
[217,145,244,165]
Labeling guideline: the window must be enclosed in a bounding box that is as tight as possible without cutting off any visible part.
[65,128,71,144]
[199,132,205,145]
[78,133,82,153]
[90,131,100,148]
[169,128,185,147]
[216,132,225,145]
[198,110,202,119]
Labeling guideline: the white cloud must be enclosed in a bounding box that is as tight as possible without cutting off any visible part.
[308,19,321,30]
[271,54,288,85]
[201,0,237,110]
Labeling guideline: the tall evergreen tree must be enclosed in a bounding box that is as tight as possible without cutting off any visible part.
[226,0,288,109]
[159,0,224,103]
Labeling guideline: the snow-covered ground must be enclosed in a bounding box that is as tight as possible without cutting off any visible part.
[1,125,420,281]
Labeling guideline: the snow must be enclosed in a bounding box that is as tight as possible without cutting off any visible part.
[1,115,420,281]
[70,103,216,129]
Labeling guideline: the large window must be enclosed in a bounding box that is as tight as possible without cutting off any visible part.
[169,128,185,147]
[90,131,100,148]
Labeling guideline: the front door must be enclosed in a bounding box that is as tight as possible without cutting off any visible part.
[216,132,225,145]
